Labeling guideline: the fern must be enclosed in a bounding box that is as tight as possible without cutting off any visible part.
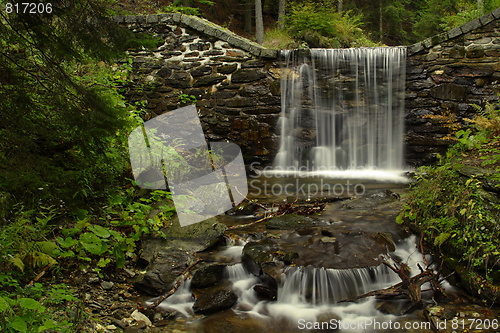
[434,232,451,247]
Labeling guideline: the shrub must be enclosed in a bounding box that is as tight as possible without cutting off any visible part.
[286,2,376,48]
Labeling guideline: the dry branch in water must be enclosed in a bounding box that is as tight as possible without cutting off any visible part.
[339,244,445,314]
[146,258,203,310]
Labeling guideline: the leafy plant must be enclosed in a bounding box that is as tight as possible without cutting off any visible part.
[178,92,198,105]
[0,283,78,332]
[398,100,500,281]
[286,1,376,48]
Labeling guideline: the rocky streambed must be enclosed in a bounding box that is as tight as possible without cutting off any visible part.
[81,177,500,332]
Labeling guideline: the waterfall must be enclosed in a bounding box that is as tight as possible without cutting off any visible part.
[275,48,406,173]
[278,265,396,306]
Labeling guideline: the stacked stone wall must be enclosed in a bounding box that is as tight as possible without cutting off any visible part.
[114,14,281,166]
[117,9,500,168]
[405,8,500,166]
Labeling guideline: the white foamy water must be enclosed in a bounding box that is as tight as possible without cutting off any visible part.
[232,236,427,331]
[275,48,407,174]
[151,279,194,317]
[149,236,438,331]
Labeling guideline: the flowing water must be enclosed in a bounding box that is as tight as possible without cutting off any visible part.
[139,48,500,331]
[274,48,406,177]
[154,236,434,332]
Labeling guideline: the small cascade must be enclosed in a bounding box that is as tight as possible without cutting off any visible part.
[147,236,435,331]
[278,265,396,305]
[226,263,260,309]
[153,279,194,317]
[275,48,406,174]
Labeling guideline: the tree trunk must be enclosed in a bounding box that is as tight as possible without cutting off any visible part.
[255,0,264,44]
[338,0,343,12]
[278,0,286,29]
[244,0,253,33]
[379,0,383,42]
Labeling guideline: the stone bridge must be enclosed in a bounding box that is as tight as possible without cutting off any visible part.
[114,8,500,167]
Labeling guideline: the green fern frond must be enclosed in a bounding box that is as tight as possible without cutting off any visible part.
[434,232,451,247]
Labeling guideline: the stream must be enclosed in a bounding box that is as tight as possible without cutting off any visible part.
[134,175,497,332]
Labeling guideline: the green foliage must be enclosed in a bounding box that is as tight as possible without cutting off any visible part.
[0,207,60,277]
[440,0,500,30]
[0,282,78,332]
[399,101,500,280]
[0,0,159,209]
[163,0,215,16]
[178,92,198,105]
[163,5,201,15]
[286,1,376,48]
[413,0,500,41]
[263,28,298,49]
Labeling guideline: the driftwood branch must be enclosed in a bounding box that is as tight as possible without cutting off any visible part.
[226,212,285,230]
[27,263,54,287]
[146,258,203,309]
[339,237,446,313]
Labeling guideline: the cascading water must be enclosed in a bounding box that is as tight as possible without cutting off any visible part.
[275,48,406,175]
[151,236,440,332]
[278,265,396,306]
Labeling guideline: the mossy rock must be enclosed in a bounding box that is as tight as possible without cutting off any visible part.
[265,214,319,230]
[452,261,500,304]
[160,216,226,251]
[191,264,226,289]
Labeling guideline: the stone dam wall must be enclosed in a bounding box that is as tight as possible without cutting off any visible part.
[405,8,500,166]
[114,14,281,166]
[115,9,500,168]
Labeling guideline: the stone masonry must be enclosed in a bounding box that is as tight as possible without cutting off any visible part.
[115,9,500,168]
[405,8,500,166]
[114,13,281,166]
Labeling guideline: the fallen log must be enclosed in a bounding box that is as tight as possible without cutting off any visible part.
[146,258,203,309]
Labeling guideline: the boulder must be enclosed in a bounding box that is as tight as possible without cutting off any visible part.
[134,217,226,295]
[191,264,226,289]
[192,281,238,315]
[241,240,278,276]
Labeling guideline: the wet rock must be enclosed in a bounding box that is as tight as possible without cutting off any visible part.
[192,281,238,315]
[196,310,267,333]
[260,262,283,282]
[241,240,278,275]
[217,64,238,74]
[194,74,226,87]
[253,284,277,301]
[452,262,500,304]
[376,300,409,316]
[109,318,127,330]
[101,281,114,290]
[342,190,399,209]
[455,165,493,178]
[134,217,226,295]
[375,232,396,252]
[134,250,192,295]
[191,65,212,77]
[429,83,467,101]
[482,176,500,194]
[231,69,266,83]
[131,309,152,327]
[320,236,337,243]
[191,264,226,289]
[226,201,259,216]
[265,214,319,229]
